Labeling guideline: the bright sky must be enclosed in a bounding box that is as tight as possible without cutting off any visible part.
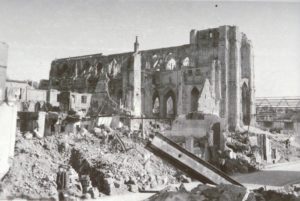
[0,0,299,97]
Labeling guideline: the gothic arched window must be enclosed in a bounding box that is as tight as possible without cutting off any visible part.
[166,58,176,70]
[182,57,190,67]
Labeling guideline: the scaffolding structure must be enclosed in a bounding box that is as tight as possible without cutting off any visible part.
[255,97,300,127]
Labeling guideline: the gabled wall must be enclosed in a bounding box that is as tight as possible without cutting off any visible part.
[198,79,219,115]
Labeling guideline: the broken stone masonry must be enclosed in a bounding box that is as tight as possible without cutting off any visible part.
[0,127,179,199]
[49,25,255,131]
[145,183,300,201]
[0,26,298,200]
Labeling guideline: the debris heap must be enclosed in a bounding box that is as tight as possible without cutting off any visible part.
[0,129,177,199]
[146,183,300,201]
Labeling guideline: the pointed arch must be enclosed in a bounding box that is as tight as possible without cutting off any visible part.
[182,57,190,67]
[152,91,160,116]
[166,58,176,70]
[163,90,176,118]
[35,102,41,112]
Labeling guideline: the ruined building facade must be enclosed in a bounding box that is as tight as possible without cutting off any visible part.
[49,26,255,130]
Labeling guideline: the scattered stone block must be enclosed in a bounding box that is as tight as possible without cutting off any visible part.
[128,184,139,193]
[24,132,33,139]
[88,187,99,199]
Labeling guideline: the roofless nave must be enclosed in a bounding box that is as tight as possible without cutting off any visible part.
[49,25,255,131]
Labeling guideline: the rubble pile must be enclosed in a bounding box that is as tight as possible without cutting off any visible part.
[69,134,177,195]
[270,134,300,163]
[253,187,300,201]
[0,128,178,199]
[221,129,300,174]
[220,131,259,174]
[146,183,300,201]
[146,183,253,201]
[0,133,68,199]
[246,126,300,163]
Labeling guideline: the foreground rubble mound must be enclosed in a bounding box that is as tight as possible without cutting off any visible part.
[0,131,177,199]
[69,136,177,195]
[215,131,259,175]
[146,184,300,201]
[146,184,252,201]
[0,133,66,199]
[1,135,79,199]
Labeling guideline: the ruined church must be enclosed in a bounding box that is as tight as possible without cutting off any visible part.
[49,25,255,131]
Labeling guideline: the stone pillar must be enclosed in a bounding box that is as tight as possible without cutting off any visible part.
[215,60,222,101]
[0,42,8,102]
[210,61,216,97]
[240,35,256,126]
[227,26,242,131]
[185,136,194,153]
[217,26,229,120]
[176,70,183,115]
[132,52,142,117]
[159,93,164,118]
[248,41,256,125]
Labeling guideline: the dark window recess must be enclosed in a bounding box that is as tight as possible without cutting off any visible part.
[284,122,294,130]
[195,69,201,76]
[188,70,193,76]
[81,96,87,104]
[263,121,273,128]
